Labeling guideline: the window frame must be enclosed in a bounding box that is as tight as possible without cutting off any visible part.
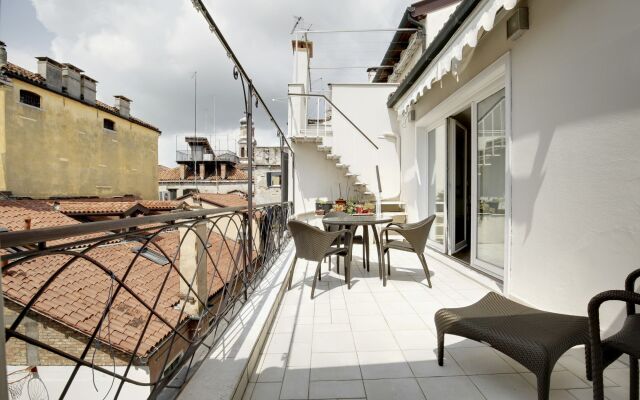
[18,89,42,109]
[103,118,116,132]
[267,171,281,188]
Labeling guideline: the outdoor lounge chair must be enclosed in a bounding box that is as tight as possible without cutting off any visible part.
[287,220,353,299]
[589,268,640,400]
[379,215,435,287]
[435,292,590,400]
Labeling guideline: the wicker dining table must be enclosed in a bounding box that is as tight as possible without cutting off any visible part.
[322,214,393,285]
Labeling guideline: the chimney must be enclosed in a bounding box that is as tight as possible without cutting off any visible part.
[114,95,131,118]
[177,223,208,317]
[367,67,377,83]
[220,163,227,179]
[62,63,83,99]
[36,57,63,92]
[0,41,7,67]
[291,40,313,90]
[178,164,186,180]
[80,75,97,105]
[199,163,206,180]
[24,218,31,230]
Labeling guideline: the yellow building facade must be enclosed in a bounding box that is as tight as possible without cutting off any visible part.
[0,53,160,199]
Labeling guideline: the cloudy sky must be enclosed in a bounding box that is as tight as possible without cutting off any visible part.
[0,0,410,166]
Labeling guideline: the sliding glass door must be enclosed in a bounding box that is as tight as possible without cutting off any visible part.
[473,88,507,277]
[426,123,447,253]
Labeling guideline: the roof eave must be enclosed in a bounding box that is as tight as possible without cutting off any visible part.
[387,0,482,108]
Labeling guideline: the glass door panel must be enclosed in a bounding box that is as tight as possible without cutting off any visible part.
[475,88,506,274]
[427,124,447,252]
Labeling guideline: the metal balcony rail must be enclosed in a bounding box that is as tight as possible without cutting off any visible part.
[288,93,379,150]
[1,202,292,399]
[175,150,240,164]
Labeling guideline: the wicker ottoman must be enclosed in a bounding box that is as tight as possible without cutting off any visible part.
[435,292,591,400]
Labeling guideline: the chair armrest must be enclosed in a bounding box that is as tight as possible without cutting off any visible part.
[380,226,404,237]
[625,268,640,292]
[588,290,640,345]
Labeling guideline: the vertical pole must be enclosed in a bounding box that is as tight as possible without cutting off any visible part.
[193,71,198,192]
[316,97,320,137]
[0,279,9,400]
[246,82,254,274]
[280,134,285,205]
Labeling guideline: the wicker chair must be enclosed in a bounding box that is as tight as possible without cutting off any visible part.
[588,268,640,400]
[287,220,353,299]
[379,215,435,287]
[322,211,369,272]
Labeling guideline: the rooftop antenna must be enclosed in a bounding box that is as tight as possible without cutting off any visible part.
[192,71,198,192]
[290,16,303,35]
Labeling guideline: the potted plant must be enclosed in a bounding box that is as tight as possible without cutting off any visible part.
[315,199,333,215]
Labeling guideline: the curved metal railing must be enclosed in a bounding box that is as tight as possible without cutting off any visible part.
[2,202,291,399]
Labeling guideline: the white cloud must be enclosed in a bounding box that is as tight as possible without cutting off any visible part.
[19,0,409,164]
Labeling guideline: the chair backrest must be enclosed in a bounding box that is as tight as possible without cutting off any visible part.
[397,215,436,254]
[323,211,347,232]
[288,220,341,262]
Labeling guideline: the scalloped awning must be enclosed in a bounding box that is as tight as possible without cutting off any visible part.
[394,0,518,113]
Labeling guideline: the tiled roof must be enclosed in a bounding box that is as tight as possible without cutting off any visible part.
[139,200,186,211]
[0,200,109,247]
[2,230,244,358]
[192,193,249,208]
[54,200,185,215]
[3,62,46,85]
[56,201,141,215]
[157,165,248,182]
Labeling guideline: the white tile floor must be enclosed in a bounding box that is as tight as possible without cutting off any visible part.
[243,245,632,400]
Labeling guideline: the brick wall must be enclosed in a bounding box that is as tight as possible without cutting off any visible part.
[4,300,131,366]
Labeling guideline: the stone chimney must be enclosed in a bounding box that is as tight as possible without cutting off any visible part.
[178,223,208,317]
[62,63,83,99]
[178,164,187,180]
[199,163,206,180]
[114,95,131,118]
[291,40,313,91]
[220,163,227,180]
[0,41,7,67]
[36,57,63,92]
[80,75,97,105]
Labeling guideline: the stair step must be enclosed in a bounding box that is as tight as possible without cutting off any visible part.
[317,145,331,152]
[336,163,349,169]
[345,173,358,177]
[327,154,340,161]
[353,182,366,186]
[291,136,323,144]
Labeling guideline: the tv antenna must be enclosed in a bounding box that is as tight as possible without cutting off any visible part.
[290,16,312,34]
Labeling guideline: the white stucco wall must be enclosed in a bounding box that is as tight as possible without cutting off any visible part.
[329,84,400,200]
[507,0,640,330]
[397,0,640,330]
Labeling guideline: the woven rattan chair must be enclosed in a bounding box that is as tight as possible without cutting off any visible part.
[588,268,640,400]
[436,292,590,400]
[287,220,353,299]
[379,215,435,287]
[322,211,369,272]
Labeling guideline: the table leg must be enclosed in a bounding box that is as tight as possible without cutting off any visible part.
[363,226,370,272]
[371,225,386,287]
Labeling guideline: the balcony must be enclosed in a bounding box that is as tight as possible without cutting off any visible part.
[176,150,240,164]
[236,242,632,400]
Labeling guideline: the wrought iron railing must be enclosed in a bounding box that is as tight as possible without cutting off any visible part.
[1,202,292,399]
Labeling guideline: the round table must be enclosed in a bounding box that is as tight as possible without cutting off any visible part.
[323,215,393,286]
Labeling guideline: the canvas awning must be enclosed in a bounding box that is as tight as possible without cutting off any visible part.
[394,0,518,113]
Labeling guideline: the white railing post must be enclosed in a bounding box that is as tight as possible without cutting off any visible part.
[316,97,320,137]
[323,97,327,137]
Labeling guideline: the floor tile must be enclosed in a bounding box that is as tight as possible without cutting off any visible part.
[392,329,437,350]
[312,331,355,353]
[311,352,361,381]
[256,353,287,382]
[363,378,426,400]
[448,347,515,375]
[352,330,399,351]
[250,382,282,400]
[308,380,366,399]
[521,370,589,390]
[403,349,465,377]
[288,342,312,367]
[348,315,388,331]
[357,350,413,379]
[471,373,537,400]
[266,333,293,354]
[280,367,310,399]
[417,376,485,399]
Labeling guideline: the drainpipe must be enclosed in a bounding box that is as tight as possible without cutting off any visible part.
[406,7,426,52]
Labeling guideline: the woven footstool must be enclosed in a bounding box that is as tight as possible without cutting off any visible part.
[435,292,591,400]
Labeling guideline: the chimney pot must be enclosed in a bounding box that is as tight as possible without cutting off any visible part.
[36,57,63,92]
[62,63,83,100]
[80,75,97,105]
[114,95,131,119]
[24,218,32,230]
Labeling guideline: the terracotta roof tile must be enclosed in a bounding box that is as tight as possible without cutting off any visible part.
[190,193,249,208]
[157,165,248,182]
[2,230,245,357]
[3,62,45,85]
[56,201,140,215]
